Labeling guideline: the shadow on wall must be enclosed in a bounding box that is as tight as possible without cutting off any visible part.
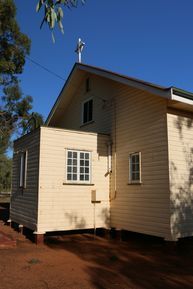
[175,116,193,138]
[99,207,110,227]
[65,212,87,229]
[97,134,109,157]
[64,207,110,230]
[170,116,193,239]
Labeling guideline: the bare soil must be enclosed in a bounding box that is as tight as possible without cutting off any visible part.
[0,209,193,288]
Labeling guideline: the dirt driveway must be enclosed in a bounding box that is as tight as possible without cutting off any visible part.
[0,223,193,289]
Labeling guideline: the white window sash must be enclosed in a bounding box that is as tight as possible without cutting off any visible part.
[19,153,24,187]
[19,151,28,188]
[66,150,91,184]
[24,151,28,188]
[129,152,141,183]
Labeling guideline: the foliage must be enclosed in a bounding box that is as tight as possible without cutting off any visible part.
[0,0,44,191]
[0,0,44,155]
[36,0,85,42]
[0,0,31,86]
[25,112,45,134]
[0,84,44,154]
[0,154,12,192]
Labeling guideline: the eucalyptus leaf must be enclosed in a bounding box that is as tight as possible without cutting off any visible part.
[36,0,42,12]
[50,8,56,28]
[58,20,64,34]
[36,0,85,41]
[40,17,45,29]
[51,31,55,43]
[58,7,63,18]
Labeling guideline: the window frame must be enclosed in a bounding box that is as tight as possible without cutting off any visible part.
[66,149,91,184]
[129,152,141,184]
[85,77,90,92]
[19,150,28,188]
[82,97,93,125]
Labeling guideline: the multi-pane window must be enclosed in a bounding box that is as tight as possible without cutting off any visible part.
[19,151,27,188]
[83,98,93,124]
[67,151,78,181]
[129,152,141,183]
[67,150,91,183]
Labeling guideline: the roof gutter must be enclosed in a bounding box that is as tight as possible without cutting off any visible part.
[171,87,193,105]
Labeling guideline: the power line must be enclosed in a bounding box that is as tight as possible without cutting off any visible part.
[26,56,65,81]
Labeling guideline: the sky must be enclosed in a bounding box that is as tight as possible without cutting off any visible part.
[15,0,193,121]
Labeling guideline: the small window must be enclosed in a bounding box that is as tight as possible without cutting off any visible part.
[82,98,93,124]
[19,151,27,188]
[86,78,90,92]
[129,152,141,183]
[66,150,91,183]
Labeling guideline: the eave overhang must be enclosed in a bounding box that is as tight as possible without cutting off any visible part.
[171,87,193,105]
[45,63,193,125]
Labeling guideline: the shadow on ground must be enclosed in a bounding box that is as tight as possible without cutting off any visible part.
[0,203,9,223]
[2,203,193,288]
[45,232,193,289]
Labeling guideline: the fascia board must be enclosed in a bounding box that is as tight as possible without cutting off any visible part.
[171,87,193,106]
[78,65,172,99]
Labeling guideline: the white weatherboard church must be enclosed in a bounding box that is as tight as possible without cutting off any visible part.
[10,57,193,242]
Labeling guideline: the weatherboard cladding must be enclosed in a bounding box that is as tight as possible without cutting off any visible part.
[167,111,193,240]
[10,63,193,240]
[37,127,110,233]
[109,86,171,240]
[11,129,40,230]
[46,63,193,126]
[47,72,172,239]
[45,62,171,125]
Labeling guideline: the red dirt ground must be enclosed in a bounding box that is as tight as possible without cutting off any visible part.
[1,223,193,289]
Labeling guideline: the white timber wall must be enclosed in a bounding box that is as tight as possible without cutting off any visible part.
[37,127,110,233]
[167,111,193,240]
[49,72,173,239]
[110,85,172,240]
[10,129,40,230]
[57,74,114,134]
